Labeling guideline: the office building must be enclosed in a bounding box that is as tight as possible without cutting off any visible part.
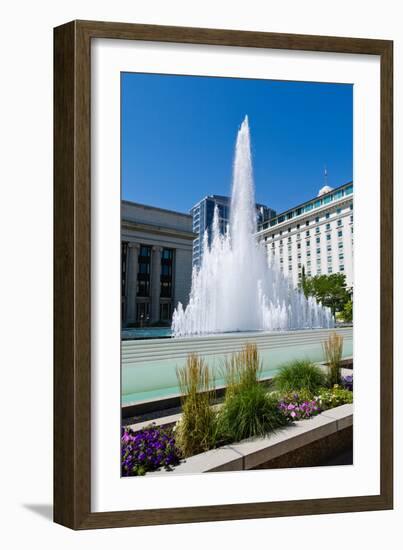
[191,195,276,267]
[257,182,353,288]
[121,201,196,326]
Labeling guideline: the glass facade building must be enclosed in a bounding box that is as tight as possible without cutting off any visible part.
[191,195,276,267]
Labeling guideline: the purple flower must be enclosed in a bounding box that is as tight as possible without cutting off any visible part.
[121,425,181,476]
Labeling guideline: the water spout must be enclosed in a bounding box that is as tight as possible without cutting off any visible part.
[172,116,333,336]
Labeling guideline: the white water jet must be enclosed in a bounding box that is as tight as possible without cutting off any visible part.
[172,116,334,336]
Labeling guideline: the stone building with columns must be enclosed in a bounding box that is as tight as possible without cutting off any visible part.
[121,200,195,327]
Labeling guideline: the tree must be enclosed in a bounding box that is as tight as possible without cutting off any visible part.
[299,271,351,316]
[342,299,353,322]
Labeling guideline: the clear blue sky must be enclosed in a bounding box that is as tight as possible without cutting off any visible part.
[121,73,352,214]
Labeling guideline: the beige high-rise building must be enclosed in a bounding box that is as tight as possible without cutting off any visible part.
[257,182,353,289]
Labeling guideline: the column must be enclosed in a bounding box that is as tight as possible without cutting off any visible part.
[126,243,139,324]
[151,246,162,322]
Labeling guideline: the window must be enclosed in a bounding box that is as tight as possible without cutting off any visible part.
[315,216,320,223]
[139,262,150,275]
[161,263,172,276]
[288,245,291,251]
[280,239,283,245]
[338,230,343,237]
[350,203,353,210]
[316,237,320,244]
[327,245,332,252]
[326,212,330,219]
[296,224,300,229]
[162,248,173,260]
[337,219,342,227]
[288,236,291,243]
[316,248,321,254]
[350,215,353,223]
[307,260,311,267]
[317,269,322,275]
[289,265,292,271]
[307,251,311,257]
[288,227,291,233]
[280,258,283,263]
[327,234,331,241]
[139,245,151,257]
[338,242,344,249]
[160,281,172,298]
[317,257,321,264]
[272,242,275,248]
[160,247,174,298]
[288,256,292,262]
[280,247,283,255]
[307,271,311,276]
[297,253,301,260]
[328,266,333,273]
[306,220,310,226]
[137,245,152,297]
[337,208,342,214]
[327,256,332,263]
[279,231,283,236]
[306,230,310,237]
[326,223,330,230]
[297,243,301,249]
[339,253,344,260]
[340,265,345,271]
[315,227,320,234]
[160,302,172,321]
[306,240,310,247]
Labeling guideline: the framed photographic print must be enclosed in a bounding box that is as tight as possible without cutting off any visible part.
[54,20,393,529]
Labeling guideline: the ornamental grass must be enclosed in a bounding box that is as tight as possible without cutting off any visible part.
[273,359,327,396]
[217,344,288,441]
[175,354,217,457]
[323,332,344,386]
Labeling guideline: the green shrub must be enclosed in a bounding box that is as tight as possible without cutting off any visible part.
[218,383,288,442]
[315,385,353,410]
[273,360,327,395]
[176,354,217,457]
[217,343,288,442]
[323,332,344,386]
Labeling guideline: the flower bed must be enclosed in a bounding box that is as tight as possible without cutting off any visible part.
[278,393,321,421]
[121,340,353,476]
[121,424,181,476]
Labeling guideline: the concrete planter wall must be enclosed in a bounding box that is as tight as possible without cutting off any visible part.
[149,404,353,475]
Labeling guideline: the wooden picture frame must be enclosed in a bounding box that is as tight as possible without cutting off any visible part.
[54,20,393,529]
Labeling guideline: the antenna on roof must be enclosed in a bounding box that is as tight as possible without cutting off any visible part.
[324,164,328,186]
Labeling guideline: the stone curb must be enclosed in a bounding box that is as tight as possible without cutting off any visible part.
[148,403,353,475]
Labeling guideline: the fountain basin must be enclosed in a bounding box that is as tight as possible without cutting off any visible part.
[122,327,353,406]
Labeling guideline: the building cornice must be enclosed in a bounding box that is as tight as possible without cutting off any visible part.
[122,219,197,241]
[257,194,353,237]
[122,200,192,219]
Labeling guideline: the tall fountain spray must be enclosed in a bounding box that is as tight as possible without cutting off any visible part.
[172,116,334,337]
